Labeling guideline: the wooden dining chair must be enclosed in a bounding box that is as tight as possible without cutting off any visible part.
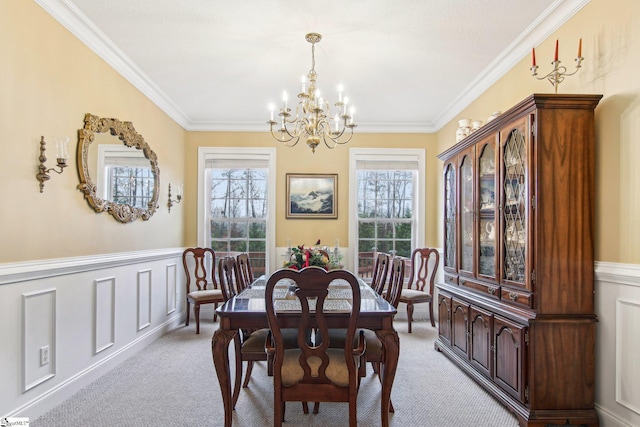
[371,252,391,295]
[217,256,271,408]
[235,252,254,292]
[329,256,404,415]
[265,267,365,427]
[182,247,224,334]
[399,247,440,332]
[364,257,404,373]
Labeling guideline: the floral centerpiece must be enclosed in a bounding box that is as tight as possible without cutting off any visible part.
[283,241,341,270]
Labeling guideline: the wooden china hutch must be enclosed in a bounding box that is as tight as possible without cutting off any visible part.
[435,94,602,427]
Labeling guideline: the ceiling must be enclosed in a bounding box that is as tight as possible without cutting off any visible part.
[38,0,589,133]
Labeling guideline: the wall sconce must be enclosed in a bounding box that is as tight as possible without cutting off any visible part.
[168,183,183,213]
[36,136,69,193]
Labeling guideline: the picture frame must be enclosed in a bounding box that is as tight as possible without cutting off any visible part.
[286,173,337,219]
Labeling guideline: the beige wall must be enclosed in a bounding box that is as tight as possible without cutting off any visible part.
[435,0,640,263]
[0,1,186,262]
[3,0,638,265]
[184,131,439,250]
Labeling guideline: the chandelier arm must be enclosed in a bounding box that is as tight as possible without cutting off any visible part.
[270,128,300,147]
[269,121,301,146]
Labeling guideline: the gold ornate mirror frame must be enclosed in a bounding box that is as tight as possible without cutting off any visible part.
[77,113,160,223]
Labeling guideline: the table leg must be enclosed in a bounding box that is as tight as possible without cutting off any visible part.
[377,328,400,427]
[212,328,238,427]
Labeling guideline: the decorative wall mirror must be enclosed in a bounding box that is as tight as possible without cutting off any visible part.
[77,113,160,223]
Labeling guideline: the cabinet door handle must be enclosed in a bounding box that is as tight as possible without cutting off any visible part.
[508,292,519,301]
[487,287,497,295]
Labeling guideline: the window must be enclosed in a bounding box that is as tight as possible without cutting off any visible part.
[349,148,425,276]
[97,145,154,208]
[198,148,276,275]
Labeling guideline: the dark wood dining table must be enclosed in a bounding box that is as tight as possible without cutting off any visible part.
[211,275,400,427]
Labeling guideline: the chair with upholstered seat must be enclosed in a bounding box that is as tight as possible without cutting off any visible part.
[217,256,270,407]
[265,267,365,427]
[354,256,405,414]
[183,247,225,334]
[364,256,404,372]
[370,252,391,295]
[399,247,440,332]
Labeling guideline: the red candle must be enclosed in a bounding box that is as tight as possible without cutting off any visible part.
[532,48,536,66]
[578,38,582,57]
[554,39,559,61]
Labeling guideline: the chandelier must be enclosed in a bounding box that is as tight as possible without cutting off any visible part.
[267,33,356,153]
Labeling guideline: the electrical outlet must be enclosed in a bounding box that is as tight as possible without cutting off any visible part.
[40,345,49,366]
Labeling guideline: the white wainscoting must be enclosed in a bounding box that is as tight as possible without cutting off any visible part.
[94,277,115,354]
[0,248,185,420]
[595,262,640,427]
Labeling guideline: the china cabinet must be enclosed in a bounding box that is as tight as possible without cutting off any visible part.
[436,94,601,427]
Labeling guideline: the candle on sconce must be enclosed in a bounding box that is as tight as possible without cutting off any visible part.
[334,238,340,249]
[269,103,275,121]
[554,39,559,61]
[532,48,536,67]
[55,136,70,160]
[301,75,306,93]
[282,91,288,110]
[577,38,582,57]
[338,85,343,103]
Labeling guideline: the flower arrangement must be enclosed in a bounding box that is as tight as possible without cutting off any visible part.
[283,241,341,270]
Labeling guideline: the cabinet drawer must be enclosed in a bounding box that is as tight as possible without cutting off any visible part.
[444,273,458,286]
[500,287,533,309]
[459,277,499,300]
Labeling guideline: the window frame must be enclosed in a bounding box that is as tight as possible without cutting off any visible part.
[197,147,276,274]
[348,148,425,271]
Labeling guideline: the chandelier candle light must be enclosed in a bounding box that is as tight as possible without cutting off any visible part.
[531,38,583,93]
[267,33,356,153]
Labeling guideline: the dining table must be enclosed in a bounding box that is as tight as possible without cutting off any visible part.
[211,274,400,427]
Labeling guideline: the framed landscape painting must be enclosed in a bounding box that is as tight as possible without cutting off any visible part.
[286,173,337,219]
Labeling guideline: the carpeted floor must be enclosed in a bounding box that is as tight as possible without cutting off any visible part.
[32,316,520,426]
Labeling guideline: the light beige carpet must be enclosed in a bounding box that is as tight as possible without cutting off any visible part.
[32,316,519,426]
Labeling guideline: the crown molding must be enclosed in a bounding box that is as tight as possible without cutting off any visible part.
[34,0,191,129]
[36,0,590,134]
[432,0,591,131]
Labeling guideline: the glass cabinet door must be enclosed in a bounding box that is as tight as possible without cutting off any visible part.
[459,151,474,275]
[443,162,457,272]
[477,142,497,279]
[502,128,527,285]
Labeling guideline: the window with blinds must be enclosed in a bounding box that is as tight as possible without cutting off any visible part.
[97,145,154,208]
[350,149,424,277]
[199,149,275,275]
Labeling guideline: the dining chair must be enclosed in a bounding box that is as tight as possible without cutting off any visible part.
[265,267,366,427]
[371,252,391,295]
[399,247,440,332]
[364,257,404,372]
[183,247,224,334]
[235,252,254,292]
[352,256,405,414]
[217,256,270,407]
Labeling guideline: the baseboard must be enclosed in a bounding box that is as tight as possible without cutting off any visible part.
[596,402,635,427]
[9,312,184,420]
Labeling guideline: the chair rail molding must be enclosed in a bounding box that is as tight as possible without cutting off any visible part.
[594,261,640,288]
[0,248,184,286]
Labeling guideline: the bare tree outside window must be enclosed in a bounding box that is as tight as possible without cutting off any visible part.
[209,168,268,273]
[108,166,154,208]
[357,170,414,276]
